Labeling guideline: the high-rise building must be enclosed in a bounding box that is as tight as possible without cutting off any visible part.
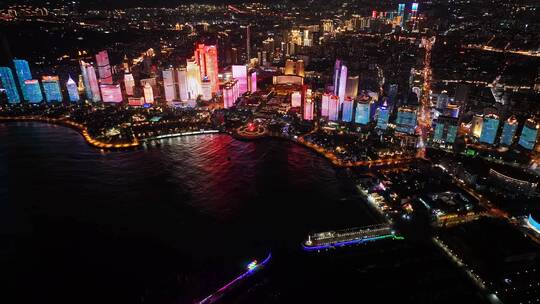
[479,114,500,145]
[24,79,43,103]
[176,68,189,101]
[13,59,32,101]
[123,54,130,73]
[0,67,20,103]
[328,95,340,121]
[223,79,239,109]
[96,50,113,84]
[143,82,154,104]
[249,71,257,93]
[186,58,201,100]
[201,78,212,101]
[79,61,92,100]
[518,119,539,150]
[194,44,219,93]
[80,61,101,102]
[338,64,348,104]
[395,106,418,134]
[397,3,406,24]
[124,73,135,96]
[246,24,251,63]
[376,102,390,130]
[436,91,449,109]
[128,97,145,107]
[355,99,371,125]
[470,114,483,138]
[100,84,122,103]
[283,59,304,77]
[500,116,518,146]
[345,76,359,99]
[433,116,458,144]
[303,89,314,121]
[41,76,62,102]
[321,93,330,118]
[86,64,101,102]
[66,76,79,102]
[232,65,248,94]
[291,91,302,107]
[163,68,176,102]
[342,97,354,122]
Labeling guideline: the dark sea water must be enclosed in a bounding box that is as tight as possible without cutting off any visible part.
[2,122,484,304]
[1,122,379,303]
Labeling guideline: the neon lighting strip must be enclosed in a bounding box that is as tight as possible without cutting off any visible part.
[198,253,272,304]
[144,130,220,141]
[303,234,402,251]
[527,214,540,234]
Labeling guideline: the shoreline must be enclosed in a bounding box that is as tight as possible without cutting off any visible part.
[0,116,140,150]
[1,116,416,168]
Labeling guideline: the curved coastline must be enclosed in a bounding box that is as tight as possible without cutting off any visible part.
[1,116,416,168]
[0,116,140,149]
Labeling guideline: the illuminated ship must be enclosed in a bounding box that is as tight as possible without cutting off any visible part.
[197,253,271,304]
[303,224,401,251]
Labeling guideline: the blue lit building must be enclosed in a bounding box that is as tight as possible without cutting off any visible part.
[376,103,390,130]
[0,67,21,103]
[518,119,539,150]
[355,100,371,125]
[24,79,43,103]
[479,114,500,145]
[66,76,79,102]
[433,116,458,144]
[13,59,32,101]
[500,116,518,146]
[395,106,417,134]
[41,76,63,102]
[341,97,353,122]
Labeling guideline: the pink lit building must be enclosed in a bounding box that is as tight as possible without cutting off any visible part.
[232,65,248,94]
[303,89,314,120]
[96,50,113,84]
[100,84,122,103]
[223,79,239,109]
[321,93,331,118]
[194,44,219,93]
[291,91,302,107]
[328,94,340,121]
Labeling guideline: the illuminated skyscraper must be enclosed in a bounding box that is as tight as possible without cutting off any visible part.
[291,91,302,107]
[249,71,257,93]
[77,75,85,95]
[100,84,122,103]
[86,64,101,102]
[500,116,518,146]
[201,78,212,101]
[345,76,359,99]
[338,65,348,104]
[143,82,154,104]
[223,79,239,109]
[194,44,219,93]
[124,73,135,96]
[342,97,353,122]
[66,75,79,102]
[376,102,390,130]
[13,59,32,101]
[321,93,330,118]
[471,114,483,138]
[479,114,500,145]
[96,50,113,84]
[186,59,201,100]
[397,3,405,24]
[163,68,176,102]
[0,67,20,103]
[395,106,418,134]
[80,61,92,100]
[303,89,314,121]
[232,65,248,94]
[436,91,449,109]
[176,68,189,101]
[433,116,458,144]
[24,79,43,103]
[355,99,371,125]
[518,119,539,150]
[41,76,62,102]
[328,95,340,121]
